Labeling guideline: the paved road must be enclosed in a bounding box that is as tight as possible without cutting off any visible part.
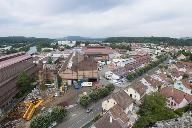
[57,99,104,128]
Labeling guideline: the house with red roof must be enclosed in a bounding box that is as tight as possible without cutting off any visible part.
[161,87,192,110]
[93,104,131,128]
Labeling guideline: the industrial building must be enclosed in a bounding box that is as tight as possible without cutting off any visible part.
[59,52,98,86]
[82,46,113,61]
[0,52,37,111]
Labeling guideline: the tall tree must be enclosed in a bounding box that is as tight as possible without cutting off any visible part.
[133,92,176,128]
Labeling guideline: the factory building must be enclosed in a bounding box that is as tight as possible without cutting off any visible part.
[82,46,113,61]
[59,52,98,86]
[0,52,37,111]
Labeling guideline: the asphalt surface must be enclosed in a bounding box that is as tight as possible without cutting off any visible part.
[57,99,103,128]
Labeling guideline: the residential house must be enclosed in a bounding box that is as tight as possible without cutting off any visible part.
[102,89,134,114]
[173,80,192,95]
[124,81,147,102]
[93,104,130,128]
[177,54,186,61]
[140,76,162,93]
[161,87,192,110]
[169,68,184,81]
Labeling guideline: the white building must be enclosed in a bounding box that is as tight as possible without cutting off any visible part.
[58,40,76,47]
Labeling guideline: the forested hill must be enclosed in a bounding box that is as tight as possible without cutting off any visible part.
[0,36,54,45]
[105,37,192,46]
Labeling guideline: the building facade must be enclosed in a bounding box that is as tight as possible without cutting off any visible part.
[0,52,37,111]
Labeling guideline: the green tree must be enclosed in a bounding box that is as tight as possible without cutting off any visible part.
[97,88,109,98]
[89,91,99,101]
[47,57,53,64]
[127,73,134,81]
[51,106,68,121]
[80,95,91,107]
[30,112,51,128]
[105,84,115,92]
[30,106,67,128]
[58,75,62,88]
[16,71,30,91]
[133,92,176,128]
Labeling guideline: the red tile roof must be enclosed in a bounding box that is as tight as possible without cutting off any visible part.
[112,90,134,110]
[161,87,192,104]
[109,104,129,124]
[181,80,192,89]
[144,76,163,88]
[94,113,123,128]
[131,81,147,96]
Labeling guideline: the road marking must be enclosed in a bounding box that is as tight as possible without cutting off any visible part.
[71,114,77,117]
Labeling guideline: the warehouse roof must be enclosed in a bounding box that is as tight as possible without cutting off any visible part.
[0,53,31,70]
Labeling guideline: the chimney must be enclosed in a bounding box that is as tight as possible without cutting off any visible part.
[110,116,113,123]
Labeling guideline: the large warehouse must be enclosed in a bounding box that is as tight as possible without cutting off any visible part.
[0,52,37,111]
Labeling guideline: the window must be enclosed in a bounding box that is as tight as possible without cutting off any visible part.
[130,94,132,98]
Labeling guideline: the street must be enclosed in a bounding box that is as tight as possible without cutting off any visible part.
[57,99,104,128]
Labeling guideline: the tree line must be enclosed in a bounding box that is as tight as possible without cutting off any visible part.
[105,37,192,46]
[30,106,68,128]
[0,36,53,45]
[80,84,115,107]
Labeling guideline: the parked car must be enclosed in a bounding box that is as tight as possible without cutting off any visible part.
[86,108,93,113]
[48,121,57,128]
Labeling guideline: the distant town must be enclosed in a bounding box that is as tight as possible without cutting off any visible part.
[0,36,192,128]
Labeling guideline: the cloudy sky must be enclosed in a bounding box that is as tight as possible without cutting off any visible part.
[0,0,192,38]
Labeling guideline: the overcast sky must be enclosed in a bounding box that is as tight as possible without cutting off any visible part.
[0,0,192,38]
